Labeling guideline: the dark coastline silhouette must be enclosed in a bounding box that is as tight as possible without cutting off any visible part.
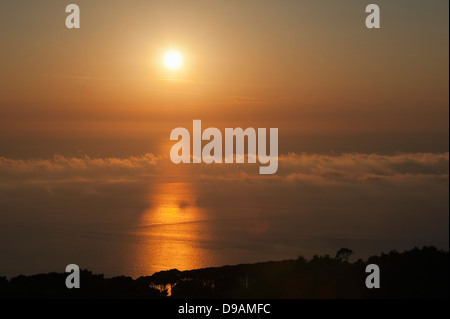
[0,246,448,299]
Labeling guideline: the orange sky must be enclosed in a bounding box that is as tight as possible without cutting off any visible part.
[0,1,448,158]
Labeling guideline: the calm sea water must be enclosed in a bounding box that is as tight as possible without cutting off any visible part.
[0,182,447,278]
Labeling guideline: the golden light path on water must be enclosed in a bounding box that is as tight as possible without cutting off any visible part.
[133,182,210,275]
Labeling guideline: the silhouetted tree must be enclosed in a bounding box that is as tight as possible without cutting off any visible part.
[335,248,353,262]
[0,246,447,299]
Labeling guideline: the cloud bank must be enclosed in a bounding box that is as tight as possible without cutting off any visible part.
[0,152,447,184]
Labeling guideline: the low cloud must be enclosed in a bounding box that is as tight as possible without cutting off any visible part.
[0,153,159,184]
[279,152,449,183]
[0,152,448,185]
[196,152,449,184]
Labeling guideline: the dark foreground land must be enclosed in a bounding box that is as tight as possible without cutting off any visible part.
[0,246,448,299]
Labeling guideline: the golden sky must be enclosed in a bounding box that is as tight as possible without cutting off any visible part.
[0,0,448,158]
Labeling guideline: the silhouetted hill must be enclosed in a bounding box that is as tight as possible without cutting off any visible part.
[0,246,448,299]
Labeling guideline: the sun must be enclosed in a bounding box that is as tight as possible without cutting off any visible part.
[163,51,183,70]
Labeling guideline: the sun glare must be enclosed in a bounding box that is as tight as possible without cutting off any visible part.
[163,51,183,70]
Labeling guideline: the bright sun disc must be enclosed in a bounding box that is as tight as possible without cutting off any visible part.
[163,51,183,70]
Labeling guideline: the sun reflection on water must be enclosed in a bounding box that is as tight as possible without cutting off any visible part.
[135,182,209,275]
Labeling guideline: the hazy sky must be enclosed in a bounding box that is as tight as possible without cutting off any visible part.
[0,1,448,277]
[0,0,448,156]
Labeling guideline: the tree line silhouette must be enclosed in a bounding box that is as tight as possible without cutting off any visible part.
[0,246,448,298]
